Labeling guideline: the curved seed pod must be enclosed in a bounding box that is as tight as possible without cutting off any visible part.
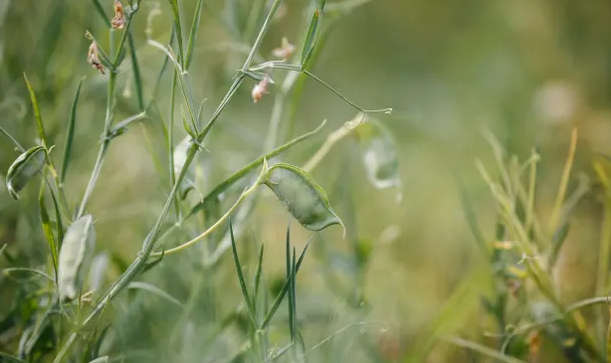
[6,145,46,200]
[354,117,400,191]
[263,163,343,232]
[58,215,96,301]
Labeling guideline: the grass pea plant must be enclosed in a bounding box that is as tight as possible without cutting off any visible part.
[0,0,397,362]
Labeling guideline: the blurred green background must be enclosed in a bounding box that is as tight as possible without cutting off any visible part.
[1,0,611,362]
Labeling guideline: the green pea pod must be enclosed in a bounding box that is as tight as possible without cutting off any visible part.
[58,215,96,301]
[263,163,343,232]
[354,118,401,190]
[6,145,46,200]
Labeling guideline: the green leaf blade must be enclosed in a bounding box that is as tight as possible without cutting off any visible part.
[23,74,49,148]
[61,78,84,183]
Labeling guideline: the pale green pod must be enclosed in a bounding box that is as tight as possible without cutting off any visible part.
[263,163,343,232]
[6,145,46,200]
[173,136,196,199]
[58,215,96,301]
[354,119,401,190]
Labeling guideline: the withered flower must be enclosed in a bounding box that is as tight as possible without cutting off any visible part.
[251,76,270,103]
[87,41,105,75]
[111,0,126,30]
[272,37,296,60]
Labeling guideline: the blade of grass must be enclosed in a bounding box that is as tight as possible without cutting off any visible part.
[443,337,528,363]
[260,237,312,330]
[286,227,294,341]
[253,243,265,311]
[90,0,111,26]
[456,175,488,256]
[23,74,49,148]
[168,0,185,67]
[2,267,54,283]
[607,300,611,363]
[289,246,298,342]
[126,281,183,307]
[299,4,323,69]
[60,78,83,183]
[168,72,180,221]
[38,173,58,280]
[0,125,25,152]
[549,128,578,234]
[594,161,611,298]
[230,220,258,327]
[0,351,26,363]
[185,0,204,70]
[47,181,64,251]
[128,34,144,111]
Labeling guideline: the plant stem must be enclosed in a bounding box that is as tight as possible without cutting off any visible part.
[76,29,119,219]
[151,182,259,257]
[302,119,353,172]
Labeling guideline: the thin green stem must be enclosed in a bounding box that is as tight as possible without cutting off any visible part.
[302,120,352,172]
[249,62,392,115]
[242,0,285,71]
[76,71,117,219]
[151,183,259,257]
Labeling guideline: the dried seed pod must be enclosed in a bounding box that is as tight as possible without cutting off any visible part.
[6,145,46,200]
[111,1,126,30]
[87,41,105,74]
[354,115,401,190]
[263,163,343,232]
[58,215,96,301]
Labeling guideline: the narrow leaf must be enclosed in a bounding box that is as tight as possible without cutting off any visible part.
[127,282,183,307]
[142,245,165,275]
[39,177,59,279]
[457,176,488,255]
[23,74,49,148]
[253,243,265,308]
[0,351,26,363]
[230,220,257,327]
[607,303,611,363]
[185,0,204,70]
[263,163,343,232]
[90,0,111,26]
[299,6,322,68]
[260,237,312,329]
[61,78,83,183]
[168,0,185,67]
[0,125,25,152]
[289,247,298,341]
[128,34,145,111]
